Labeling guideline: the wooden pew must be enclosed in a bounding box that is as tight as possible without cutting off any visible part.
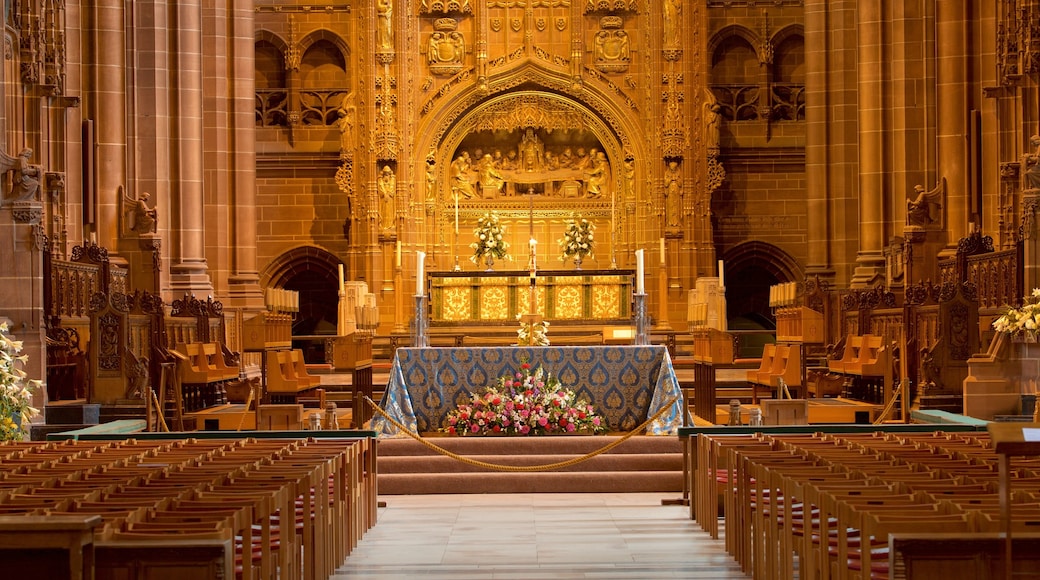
[266,350,322,404]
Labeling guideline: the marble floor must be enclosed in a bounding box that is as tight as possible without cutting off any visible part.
[334,493,750,579]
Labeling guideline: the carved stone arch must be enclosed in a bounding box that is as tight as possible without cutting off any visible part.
[417,64,647,191]
[255,29,290,56]
[260,245,342,290]
[708,24,761,65]
[297,29,352,61]
[724,241,802,286]
[770,23,805,49]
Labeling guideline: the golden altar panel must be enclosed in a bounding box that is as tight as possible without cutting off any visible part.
[429,269,633,324]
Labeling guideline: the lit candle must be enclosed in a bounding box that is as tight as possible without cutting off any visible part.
[718,259,725,288]
[635,249,644,294]
[338,264,345,293]
[395,241,402,269]
[659,238,666,265]
[416,251,426,296]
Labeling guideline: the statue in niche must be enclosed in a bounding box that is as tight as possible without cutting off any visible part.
[0,147,42,202]
[476,154,505,197]
[425,159,437,203]
[449,152,475,200]
[378,165,396,230]
[704,90,721,153]
[906,177,945,227]
[124,189,159,234]
[518,128,545,172]
[336,101,356,154]
[663,0,682,47]
[665,161,682,227]
[376,0,393,52]
[623,157,636,202]
[1026,134,1040,191]
[584,151,610,199]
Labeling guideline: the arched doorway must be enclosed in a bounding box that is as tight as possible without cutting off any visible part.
[263,246,343,363]
[722,241,801,356]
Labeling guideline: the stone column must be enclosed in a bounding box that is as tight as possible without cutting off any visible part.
[803,0,829,271]
[89,0,127,248]
[226,0,262,307]
[936,1,970,245]
[851,1,886,286]
[168,0,212,294]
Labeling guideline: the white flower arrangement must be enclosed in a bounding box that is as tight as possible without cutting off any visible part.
[558,214,595,263]
[517,314,550,347]
[0,322,41,441]
[992,288,1040,339]
[469,212,510,263]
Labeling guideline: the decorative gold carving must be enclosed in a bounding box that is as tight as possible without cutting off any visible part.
[553,284,583,319]
[491,18,502,33]
[489,0,571,7]
[583,0,638,13]
[469,93,586,133]
[373,76,399,160]
[479,285,510,319]
[594,17,630,74]
[420,0,474,13]
[555,18,567,32]
[510,19,522,33]
[427,19,465,76]
[997,0,1040,85]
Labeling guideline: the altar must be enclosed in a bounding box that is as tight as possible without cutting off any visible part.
[371,345,685,437]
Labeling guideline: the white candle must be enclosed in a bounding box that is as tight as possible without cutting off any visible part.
[338,264,345,293]
[659,238,666,265]
[395,241,402,269]
[416,251,426,296]
[718,259,725,288]
[635,249,644,294]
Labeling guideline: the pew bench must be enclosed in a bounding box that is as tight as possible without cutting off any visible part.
[266,350,323,404]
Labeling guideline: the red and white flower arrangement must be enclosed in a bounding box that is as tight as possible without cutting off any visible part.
[442,362,606,436]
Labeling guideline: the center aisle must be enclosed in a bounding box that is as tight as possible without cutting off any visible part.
[334,493,749,579]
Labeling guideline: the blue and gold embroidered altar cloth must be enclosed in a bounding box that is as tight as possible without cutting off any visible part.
[372,346,685,437]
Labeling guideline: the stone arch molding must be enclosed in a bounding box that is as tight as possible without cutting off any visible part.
[261,245,342,289]
[723,240,802,285]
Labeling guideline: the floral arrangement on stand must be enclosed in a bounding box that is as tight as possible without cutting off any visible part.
[992,288,1040,341]
[442,362,606,436]
[469,211,510,270]
[557,214,595,269]
[0,322,41,441]
[516,314,550,346]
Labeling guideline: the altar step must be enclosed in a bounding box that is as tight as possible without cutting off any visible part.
[377,435,682,495]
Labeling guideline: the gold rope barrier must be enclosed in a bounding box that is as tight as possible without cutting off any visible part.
[364,395,681,472]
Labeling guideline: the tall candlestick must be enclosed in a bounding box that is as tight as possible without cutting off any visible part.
[718,259,725,288]
[659,238,666,265]
[454,193,459,235]
[416,251,426,296]
[338,264,345,293]
[529,238,537,271]
[635,249,645,294]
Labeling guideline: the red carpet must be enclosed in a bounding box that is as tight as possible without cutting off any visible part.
[377,435,683,494]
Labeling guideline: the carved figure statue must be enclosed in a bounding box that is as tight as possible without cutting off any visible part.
[376,0,394,52]
[906,177,945,227]
[518,128,545,172]
[573,147,589,170]
[623,157,636,201]
[336,102,356,154]
[425,159,437,203]
[449,152,475,200]
[501,150,518,170]
[559,148,574,168]
[664,0,682,46]
[9,148,41,202]
[585,152,609,199]
[129,191,158,234]
[665,161,682,227]
[477,154,505,196]
[1026,134,1040,191]
[704,91,721,153]
[378,165,396,230]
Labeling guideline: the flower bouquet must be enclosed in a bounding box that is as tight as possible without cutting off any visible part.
[0,322,41,441]
[442,363,606,436]
[469,211,510,270]
[558,214,595,269]
[992,288,1040,341]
